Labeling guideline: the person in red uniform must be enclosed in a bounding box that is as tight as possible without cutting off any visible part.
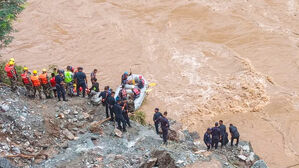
[4,61,17,91]
[21,67,33,97]
[31,70,42,99]
[50,73,57,97]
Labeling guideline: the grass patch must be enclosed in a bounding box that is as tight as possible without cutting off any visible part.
[130,110,146,125]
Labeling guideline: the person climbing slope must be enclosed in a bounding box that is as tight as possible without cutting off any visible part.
[21,67,33,97]
[4,61,17,91]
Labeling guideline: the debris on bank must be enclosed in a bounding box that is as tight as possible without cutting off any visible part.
[0,86,268,168]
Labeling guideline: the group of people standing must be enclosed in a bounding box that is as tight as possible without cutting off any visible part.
[3,58,101,101]
[204,120,240,150]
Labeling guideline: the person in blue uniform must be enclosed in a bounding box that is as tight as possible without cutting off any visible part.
[107,91,116,121]
[55,70,67,101]
[74,67,87,97]
[204,128,212,151]
[99,86,110,118]
[229,124,240,146]
[153,108,162,134]
[113,99,126,132]
[157,111,169,145]
[218,120,227,148]
[211,122,221,149]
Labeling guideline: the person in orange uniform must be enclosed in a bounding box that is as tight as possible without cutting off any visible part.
[39,69,51,98]
[31,70,42,99]
[4,61,17,91]
[21,67,33,97]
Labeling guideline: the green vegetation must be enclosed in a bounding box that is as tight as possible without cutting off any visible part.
[130,111,146,125]
[0,61,23,85]
[0,0,26,48]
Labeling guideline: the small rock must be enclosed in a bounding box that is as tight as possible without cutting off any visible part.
[238,155,247,161]
[0,104,9,112]
[176,160,184,164]
[251,160,268,168]
[83,112,90,119]
[58,113,65,119]
[114,128,122,138]
[64,109,70,115]
[62,129,75,140]
[241,145,250,152]
[73,111,78,115]
[12,147,20,154]
[24,141,30,147]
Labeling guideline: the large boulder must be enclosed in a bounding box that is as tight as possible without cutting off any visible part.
[140,150,178,168]
[251,160,268,168]
[0,157,16,168]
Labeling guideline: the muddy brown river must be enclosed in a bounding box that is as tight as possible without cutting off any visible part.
[1,0,299,167]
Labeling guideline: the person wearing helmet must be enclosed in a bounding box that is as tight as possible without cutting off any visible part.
[39,69,51,98]
[55,70,67,101]
[50,73,57,97]
[137,75,144,89]
[4,61,17,91]
[121,72,129,85]
[64,66,74,97]
[31,70,42,99]
[21,67,33,97]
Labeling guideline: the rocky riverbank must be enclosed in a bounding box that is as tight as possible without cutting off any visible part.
[0,86,267,168]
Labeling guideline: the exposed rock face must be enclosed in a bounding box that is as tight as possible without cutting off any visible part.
[0,86,268,168]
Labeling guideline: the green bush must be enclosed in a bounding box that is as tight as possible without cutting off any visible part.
[0,61,23,85]
[0,0,26,48]
[130,111,146,125]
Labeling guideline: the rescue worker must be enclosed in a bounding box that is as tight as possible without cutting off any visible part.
[132,87,140,99]
[153,108,162,134]
[211,122,221,149]
[121,99,131,127]
[99,86,110,118]
[21,67,33,97]
[50,73,57,97]
[55,70,67,101]
[137,75,144,89]
[218,120,227,148]
[127,96,135,112]
[113,99,127,132]
[204,128,212,151]
[119,85,127,100]
[107,91,116,121]
[4,61,17,91]
[90,69,97,83]
[39,69,51,98]
[74,67,87,97]
[121,72,128,85]
[229,124,240,146]
[157,111,169,145]
[31,70,42,99]
[88,78,99,98]
[64,66,74,96]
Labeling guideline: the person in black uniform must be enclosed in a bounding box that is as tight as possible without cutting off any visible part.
[121,99,131,127]
[204,128,212,151]
[107,91,116,121]
[99,86,110,118]
[229,124,240,146]
[153,108,162,134]
[55,70,67,101]
[211,122,221,149]
[157,111,169,145]
[113,99,126,132]
[218,120,227,148]
[74,67,87,97]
